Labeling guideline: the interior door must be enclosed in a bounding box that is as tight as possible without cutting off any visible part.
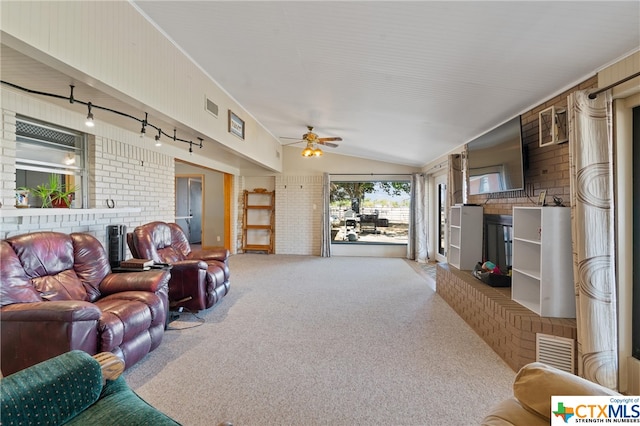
[175,176,202,244]
[189,179,202,244]
[434,173,448,263]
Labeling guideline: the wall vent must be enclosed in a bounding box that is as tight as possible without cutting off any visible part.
[536,333,575,373]
[205,96,218,118]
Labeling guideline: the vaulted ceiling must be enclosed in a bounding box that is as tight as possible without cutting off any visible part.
[132,1,639,167]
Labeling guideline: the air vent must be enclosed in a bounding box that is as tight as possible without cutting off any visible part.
[205,96,218,118]
[536,333,575,373]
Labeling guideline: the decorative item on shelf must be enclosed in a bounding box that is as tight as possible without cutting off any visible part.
[537,190,547,206]
[539,106,568,147]
[20,174,77,208]
[15,190,29,208]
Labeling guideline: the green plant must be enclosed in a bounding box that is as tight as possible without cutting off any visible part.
[22,174,77,208]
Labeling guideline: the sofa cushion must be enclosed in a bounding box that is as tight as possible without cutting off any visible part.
[71,233,112,301]
[6,233,89,301]
[65,375,181,425]
[481,398,547,426]
[513,362,620,421]
[0,350,103,425]
[0,241,40,306]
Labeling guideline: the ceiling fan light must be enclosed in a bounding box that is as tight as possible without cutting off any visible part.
[301,146,314,157]
[313,147,323,157]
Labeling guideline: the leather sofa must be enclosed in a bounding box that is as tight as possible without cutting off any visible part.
[127,221,230,312]
[0,231,170,375]
[481,362,621,425]
[1,350,181,425]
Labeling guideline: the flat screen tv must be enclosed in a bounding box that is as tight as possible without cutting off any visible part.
[467,116,525,195]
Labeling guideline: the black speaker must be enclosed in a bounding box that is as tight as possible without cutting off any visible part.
[107,225,126,268]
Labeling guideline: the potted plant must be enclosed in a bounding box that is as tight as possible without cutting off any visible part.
[22,174,77,208]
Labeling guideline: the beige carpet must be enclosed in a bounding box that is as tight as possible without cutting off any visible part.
[124,255,515,425]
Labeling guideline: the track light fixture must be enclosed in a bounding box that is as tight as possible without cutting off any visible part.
[140,112,147,138]
[85,102,95,127]
[0,81,205,152]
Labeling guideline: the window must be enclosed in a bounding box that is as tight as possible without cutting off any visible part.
[329,181,411,245]
[15,117,87,208]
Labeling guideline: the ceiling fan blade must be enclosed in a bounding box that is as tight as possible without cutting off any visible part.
[282,139,305,146]
[317,141,339,148]
[318,137,342,142]
[280,136,302,140]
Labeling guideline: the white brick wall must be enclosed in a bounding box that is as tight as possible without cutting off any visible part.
[1,94,175,253]
[1,110,18,209]
[275,175,323,255]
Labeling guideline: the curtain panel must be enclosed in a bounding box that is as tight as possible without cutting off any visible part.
[320,172,331,257]
[448,154,463,206]
[407,173,429,262]
[568,89,618,389]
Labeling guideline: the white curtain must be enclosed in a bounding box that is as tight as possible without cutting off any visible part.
[407,173,429,261]
[568,89,618,389]
[320,172,331,257]
[448,154,464,206]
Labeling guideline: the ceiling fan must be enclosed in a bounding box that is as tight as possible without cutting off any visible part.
[281,126,342,157]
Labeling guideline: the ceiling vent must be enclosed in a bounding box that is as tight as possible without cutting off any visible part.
[205,96,218,118]
[536,333,575,374]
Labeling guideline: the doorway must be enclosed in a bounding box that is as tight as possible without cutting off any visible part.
[175,176,203,244]
[433,173,447,263]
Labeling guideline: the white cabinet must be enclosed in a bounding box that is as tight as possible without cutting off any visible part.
[448,205,483,270]
[511,207,575,318]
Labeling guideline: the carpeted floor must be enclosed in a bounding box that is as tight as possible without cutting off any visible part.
[124,254,514,425]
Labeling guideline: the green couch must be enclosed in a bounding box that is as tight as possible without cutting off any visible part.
[0,350,180,426]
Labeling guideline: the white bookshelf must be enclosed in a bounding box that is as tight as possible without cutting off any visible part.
[511,206,575,318]
[448,205,483,270]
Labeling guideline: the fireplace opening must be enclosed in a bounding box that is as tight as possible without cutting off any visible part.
[483,214,513,274]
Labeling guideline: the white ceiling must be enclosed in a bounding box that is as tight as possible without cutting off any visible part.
[132,1,640,167]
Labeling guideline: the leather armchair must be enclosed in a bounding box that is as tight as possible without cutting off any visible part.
[127,221,230,312]
[0,232,170,375]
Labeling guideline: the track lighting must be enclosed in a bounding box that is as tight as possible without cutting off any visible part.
[140,113,147,138]
[85,102,95,127]
[2,80,205,152]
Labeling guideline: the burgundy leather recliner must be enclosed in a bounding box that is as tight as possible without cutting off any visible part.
[127,221,230,312]
[0,231,170,376]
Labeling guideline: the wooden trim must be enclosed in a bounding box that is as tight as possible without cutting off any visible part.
[224,173,232,250]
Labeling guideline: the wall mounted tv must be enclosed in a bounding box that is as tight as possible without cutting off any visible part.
[467,115,525,195]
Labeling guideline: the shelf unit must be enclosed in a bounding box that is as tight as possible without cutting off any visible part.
[448,205,483,270]
[242,189,275,253]
[511,206,575,318]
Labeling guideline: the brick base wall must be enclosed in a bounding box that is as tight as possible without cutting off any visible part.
[436,263,577,372]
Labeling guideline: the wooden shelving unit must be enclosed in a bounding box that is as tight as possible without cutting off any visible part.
[242,189,275,253]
